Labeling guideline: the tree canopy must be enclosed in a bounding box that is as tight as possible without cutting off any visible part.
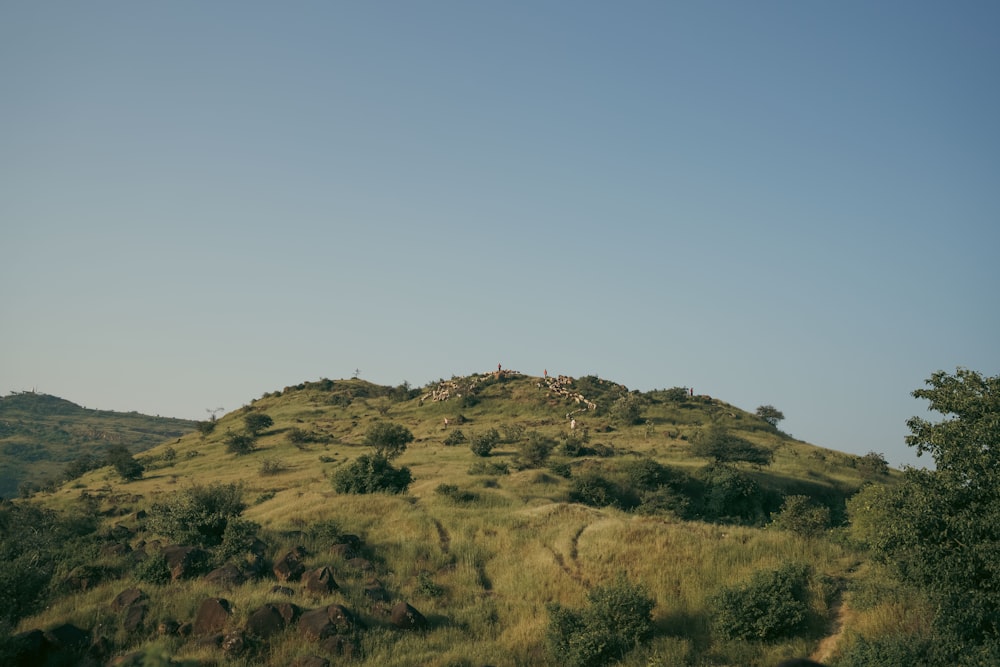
[848,368,1000,663]
[363,421,413,460]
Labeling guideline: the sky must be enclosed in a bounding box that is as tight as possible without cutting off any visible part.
[2,2,998,469]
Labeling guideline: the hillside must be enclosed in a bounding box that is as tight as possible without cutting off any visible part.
[0,391,198,498]
[2,370,906,667]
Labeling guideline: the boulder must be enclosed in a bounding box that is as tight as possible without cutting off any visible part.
[389,602,427,630]
[111,588,148,613]
[161,545,209,580]
[192,597,232,636]
[221,630,247,656]
[270,585,295,596]
[205,563,246,587]
[363,578,389,602]
[318,634,357,659]
[122,601,148,634]
[298,604,355,640]
[245,604,286,639]
[273,546,307,582]
[346,557,374,573]
[302,566,339,596]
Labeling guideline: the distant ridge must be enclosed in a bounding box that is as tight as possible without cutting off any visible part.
[0,391,198,497]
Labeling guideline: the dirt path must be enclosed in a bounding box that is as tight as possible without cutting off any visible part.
[811,587,852,664]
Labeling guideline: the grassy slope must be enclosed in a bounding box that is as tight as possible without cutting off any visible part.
[22,372,902,666]
[0,392,198,497]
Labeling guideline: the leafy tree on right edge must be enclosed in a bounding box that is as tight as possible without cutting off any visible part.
[848,368,1000,664]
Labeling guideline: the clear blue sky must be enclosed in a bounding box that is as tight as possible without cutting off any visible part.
[3,2,998,469]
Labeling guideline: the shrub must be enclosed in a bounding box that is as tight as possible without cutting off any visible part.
[147,482,246,547]
[434,483,477,503]
[569,473,624,508]
[197,420,217,436]
[286,427,311,445]
[696,463,771,524]
[443,429,467,446]
[691,423,773,466]
[770,495,830,536]
[225,430,257,456]
[500,423,526,443]
[609,393,643,425]
[332,454,412,494]
[107,444,144,481]
[364,421,414,459]
[856,451,890,476]
[134,552,171,584]
[215,517,262,565]
[259,458,285,476]
[548,462,572,478]
[470,429,500,457]
[711,564,811,641]
[546,575,655,667]
[518,432,555,468]
[243,412,274,436]
[468,461,510,476]
[835,633,935,667]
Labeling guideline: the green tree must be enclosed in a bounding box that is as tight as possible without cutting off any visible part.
[848,368,1000,662]
[225,430,257,455]
[243,412,273,436]
[364,421,414,459]
[691,422,773,466]
[755,404,785,427]
[470,428,500,457]
[106,444,144,481]
[609,393,643,425]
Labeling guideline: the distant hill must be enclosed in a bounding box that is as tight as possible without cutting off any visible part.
[0,391,198,497]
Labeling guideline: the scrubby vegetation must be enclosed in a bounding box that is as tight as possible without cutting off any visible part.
[4,368,991,666]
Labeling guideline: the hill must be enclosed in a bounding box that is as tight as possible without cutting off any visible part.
[2,370,906,667]
[0,391,198,498]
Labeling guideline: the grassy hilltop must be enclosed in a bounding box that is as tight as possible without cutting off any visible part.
[3,370,919,667]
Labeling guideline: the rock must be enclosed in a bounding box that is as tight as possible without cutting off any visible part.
[363,578,389,601]
[193,597,232,636]
[270,585,296,596]
[44,623,91,652]
[122,601,148,633]
[298,604,355,640]
[318,634,357,659]
[245,604,286,639]
[101,542,132,558]
[302,566,339,596]
[161,545,209,580]
[389,602,427,630]
[274,546,307,582]
[111,588,148,613]
[205,563,246,587]
[221,630,247,655]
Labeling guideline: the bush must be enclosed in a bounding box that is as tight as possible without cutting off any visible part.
[443,429,467,446]
[225,430,257,456]
[609,393,643,425]
[569,473,625,509]
[470,429,500,457]
[711,564,811,641]
[500,423,526,443]
[134,551,171,584]
[364,421,414,459]
[770,495,830,536]
[696,463,771,524]
[243,412,274,436]
[691,423,773,466]
[107,444,144,481]
[546,575,655,667]
[197,420,217,436]
[468,461,510,476]
[518,432,555,468]
[835,633,935,667]
[434,483,477,503]
[259,458,285,476]
[856,451,890,476]
[147,482,247,547]
[215,517,262,565]
[332,454,412,494]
